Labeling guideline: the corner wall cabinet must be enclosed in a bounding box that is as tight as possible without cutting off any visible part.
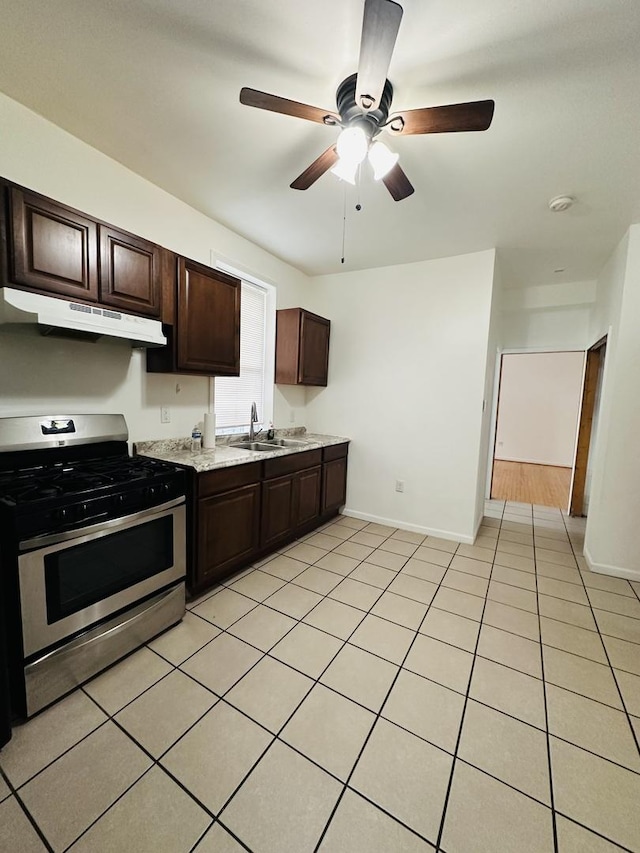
[275,307,330,386]
[1,181,162,318]
[146,256,241,376]
[188,442,348,594]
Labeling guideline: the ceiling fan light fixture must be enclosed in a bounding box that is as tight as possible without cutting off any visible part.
[368,140,399,180]
[335,126,368,166]
[330,157,359,185]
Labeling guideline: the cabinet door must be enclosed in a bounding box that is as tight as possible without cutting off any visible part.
[177,258,240,374]
[299,311,330,385]
[322,456,347,513]
[295,465,322,528]
[261,474,294,549]
[197,483,260,587]
[99,225,161,317]
[8,188,98,301]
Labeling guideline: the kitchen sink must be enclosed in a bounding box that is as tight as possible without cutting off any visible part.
[264,438,310,447]
[230,441,283,452]
[230,437,311,452]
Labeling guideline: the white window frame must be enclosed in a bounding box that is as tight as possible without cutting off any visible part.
[211,255,276,435]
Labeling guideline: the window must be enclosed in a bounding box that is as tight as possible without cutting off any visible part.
[214,267,275,433]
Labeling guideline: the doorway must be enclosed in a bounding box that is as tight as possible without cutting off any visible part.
[490,351,585,508]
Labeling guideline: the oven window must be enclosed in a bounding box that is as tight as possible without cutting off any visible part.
[44,516,174,623]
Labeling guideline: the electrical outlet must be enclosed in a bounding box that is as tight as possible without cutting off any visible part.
[160,406,171,424]
[395,480,405,493]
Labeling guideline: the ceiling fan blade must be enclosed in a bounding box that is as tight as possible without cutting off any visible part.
[382,162,414,201]
[291,145,339,190]
[355,0,403,111]
[390,100,495,135]
[240,88,339,125]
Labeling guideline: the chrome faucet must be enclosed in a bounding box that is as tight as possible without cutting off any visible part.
[249,402,259,441]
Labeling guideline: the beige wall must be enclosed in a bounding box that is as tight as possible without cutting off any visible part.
[0,93,309,442]
[584,225,640,580]
[303,250,497,543]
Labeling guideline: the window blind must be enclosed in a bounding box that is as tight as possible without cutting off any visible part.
[215,281,267,429]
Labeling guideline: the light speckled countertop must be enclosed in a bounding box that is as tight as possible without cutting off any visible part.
[134,430,350,473]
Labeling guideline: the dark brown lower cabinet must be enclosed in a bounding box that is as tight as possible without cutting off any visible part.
[296,466,322,527]
[322,446,348,513]
[197,484,261,589]
[192,462,261,592]
[261,474,296,550]
[189,443,348,595]
[260,456,323,549]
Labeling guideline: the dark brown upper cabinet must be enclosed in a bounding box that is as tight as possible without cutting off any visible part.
[275,307,330,386]
[147,256,241,376]
[7,186,99,302]
[99,225,161,317]
[2,181,163,319]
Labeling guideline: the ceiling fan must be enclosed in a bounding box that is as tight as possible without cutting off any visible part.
[239,0,494,201]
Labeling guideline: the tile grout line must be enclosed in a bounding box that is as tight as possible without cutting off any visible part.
[0,763,54,852]
[531,510,559,853]
[560,512,640,764]
[211,527,444,850]
[312,534,467,852]
[433,501,508,852]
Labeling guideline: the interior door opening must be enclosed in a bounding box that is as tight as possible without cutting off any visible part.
[489,351,585,508]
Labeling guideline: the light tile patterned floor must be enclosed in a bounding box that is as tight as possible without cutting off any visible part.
[2,500,640,852]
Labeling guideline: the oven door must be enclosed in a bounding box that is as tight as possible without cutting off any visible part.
[18,498,186,659]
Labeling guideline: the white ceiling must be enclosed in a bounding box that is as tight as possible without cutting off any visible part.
[1,0,639,286]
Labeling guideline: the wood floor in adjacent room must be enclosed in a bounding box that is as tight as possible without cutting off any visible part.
[491,460,572,507]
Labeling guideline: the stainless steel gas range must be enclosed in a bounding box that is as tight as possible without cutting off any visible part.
[0,414,186,719]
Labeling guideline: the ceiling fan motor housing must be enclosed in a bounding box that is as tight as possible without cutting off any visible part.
[336,73,393,139]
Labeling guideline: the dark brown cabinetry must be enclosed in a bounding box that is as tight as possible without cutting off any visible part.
[275,308,330,386]
[261,449,322,548]
[7,187,99,302]
[99,225,161,317]
[193,463,261,590]
[261,474,296,550]
[187,442,348,595]
[1,181,163,319]
[147,257,241,377]
[322,443,348,513]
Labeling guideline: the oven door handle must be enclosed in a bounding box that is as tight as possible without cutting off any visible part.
[19,495,185,552]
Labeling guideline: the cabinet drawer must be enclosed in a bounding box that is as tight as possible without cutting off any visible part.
[263,448,322,479]
[322,442,349,462]
[198,462,261,498]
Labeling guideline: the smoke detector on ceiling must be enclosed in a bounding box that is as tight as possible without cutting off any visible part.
[548,195,575,212]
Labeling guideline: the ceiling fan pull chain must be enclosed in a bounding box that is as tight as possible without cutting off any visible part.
[341,184,348,264]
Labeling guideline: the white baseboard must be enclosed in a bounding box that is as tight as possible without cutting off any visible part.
[583,545,640,582]
[340,508,474,545]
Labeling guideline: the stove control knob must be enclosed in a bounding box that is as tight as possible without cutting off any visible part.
[147,486,158,500]
[163,483,171,495]
[114,494,125,508]
[57,507,69,523]
[77,503,89,519]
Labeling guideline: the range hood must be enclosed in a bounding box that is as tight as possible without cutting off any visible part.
[0,287,166,347]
